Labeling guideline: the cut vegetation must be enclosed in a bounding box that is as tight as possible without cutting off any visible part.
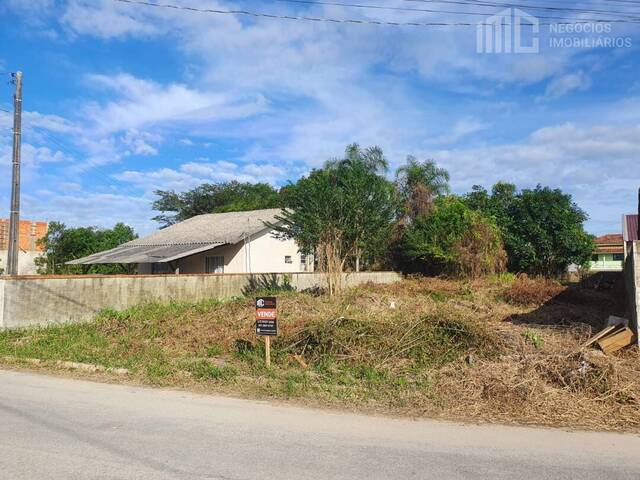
[1,275,638,431]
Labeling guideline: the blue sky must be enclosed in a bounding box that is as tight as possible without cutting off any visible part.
[0,0,639,236]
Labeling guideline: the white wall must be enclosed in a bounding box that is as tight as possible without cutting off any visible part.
[0,250,43,275]
[243,228,312,273]
[138,228,313,274]
[0,271,401,328]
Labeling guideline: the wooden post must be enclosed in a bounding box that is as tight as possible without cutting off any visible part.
[264,336,271,368]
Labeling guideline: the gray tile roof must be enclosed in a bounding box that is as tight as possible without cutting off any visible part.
[67,208,282,265]
[128,208,281,246]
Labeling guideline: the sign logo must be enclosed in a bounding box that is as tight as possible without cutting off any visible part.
[476,8,539,54]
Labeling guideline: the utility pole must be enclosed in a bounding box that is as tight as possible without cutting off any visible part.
[6,71,23,276]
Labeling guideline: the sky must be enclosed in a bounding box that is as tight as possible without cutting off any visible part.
[0,0,639,236]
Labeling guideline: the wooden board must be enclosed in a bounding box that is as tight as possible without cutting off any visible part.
[583,324,620,348]
[597,327,636,355]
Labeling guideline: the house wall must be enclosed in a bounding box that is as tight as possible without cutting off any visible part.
[138,229,312,274]
[590,253,624,272]
[0,250,44,275]
[624,241,640,345]
[0,271,401,329]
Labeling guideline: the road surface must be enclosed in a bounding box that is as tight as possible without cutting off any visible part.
[1,369,638,479]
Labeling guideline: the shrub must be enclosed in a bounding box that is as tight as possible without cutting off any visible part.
[401,196,507,278]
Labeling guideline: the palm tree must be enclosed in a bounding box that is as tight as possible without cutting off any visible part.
[395,156,450,222]
[325,143,389,174]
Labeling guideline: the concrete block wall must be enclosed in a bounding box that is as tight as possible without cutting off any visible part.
[624,241,640,345]
[0,271,401,329]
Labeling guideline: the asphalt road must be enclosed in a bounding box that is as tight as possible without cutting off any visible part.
[1,369,639,480]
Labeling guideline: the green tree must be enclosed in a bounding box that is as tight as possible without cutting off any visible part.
[270,145,397,294]
[395,156,450,222]
[325,144,396,271]
[36,222,137,275]
[152,181,282,226]
[401,196,506,277]
[464,184,595,275]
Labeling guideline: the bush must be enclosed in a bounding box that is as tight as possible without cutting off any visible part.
[289,311,499,369]
[401,196,507,278]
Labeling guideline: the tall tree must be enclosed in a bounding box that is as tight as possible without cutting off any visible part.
[270,145,397,293]
[325,144,395,271]
[395,156,450,222]
[152,181,282,227]
[36,222,137,275]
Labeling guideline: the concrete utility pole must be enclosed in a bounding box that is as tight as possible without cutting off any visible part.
[6,71,23,276]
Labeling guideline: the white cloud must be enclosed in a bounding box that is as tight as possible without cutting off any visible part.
[121,129,161,156]
[61,0,158,39]
[114,159,288,194]
[22,189,154,234]
[539,71,592,101]
[427,117,489,146]
[84,73,268,135]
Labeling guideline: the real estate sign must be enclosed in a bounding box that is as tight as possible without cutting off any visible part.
[255,296,277,336]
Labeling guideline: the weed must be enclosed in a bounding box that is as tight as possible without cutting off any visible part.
[429,291,447,302]
[524,330,544,349]
[205,345,223,357]
[184,358,237,381]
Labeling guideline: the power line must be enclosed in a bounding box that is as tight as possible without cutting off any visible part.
[112,0,640,26]
[406,0,640,19]
[600,0,640,5]
[261,0,640,23]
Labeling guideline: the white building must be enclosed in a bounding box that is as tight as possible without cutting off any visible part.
[68,209,313,274]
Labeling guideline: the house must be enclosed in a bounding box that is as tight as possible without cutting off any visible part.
[0,219,48,275]
[67,209,313,274]
[590,234,624,271]
[622,213,638,259]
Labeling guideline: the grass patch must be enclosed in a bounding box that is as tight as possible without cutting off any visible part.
[1,276,638,432]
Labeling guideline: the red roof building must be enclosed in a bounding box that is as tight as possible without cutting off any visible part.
[0,219,48,252]
[594,234,624,255]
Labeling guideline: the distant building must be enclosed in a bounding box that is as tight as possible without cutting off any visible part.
[622,214,638,259]
[590,234,624,272]
[0,219,48,275]
[68,209,313,274]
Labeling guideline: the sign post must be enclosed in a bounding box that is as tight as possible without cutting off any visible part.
[255,296,277,368]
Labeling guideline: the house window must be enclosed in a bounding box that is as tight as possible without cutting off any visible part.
[284,255,292,264]
[613,253,624,261]
[300,254,307,264]
[152,263,171,274]
[205,256,224,273]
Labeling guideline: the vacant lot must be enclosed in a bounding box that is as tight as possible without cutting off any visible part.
[1,274,638,431]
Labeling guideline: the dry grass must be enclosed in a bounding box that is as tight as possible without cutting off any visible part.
[503,274,566,306]
[1,274,638,432]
